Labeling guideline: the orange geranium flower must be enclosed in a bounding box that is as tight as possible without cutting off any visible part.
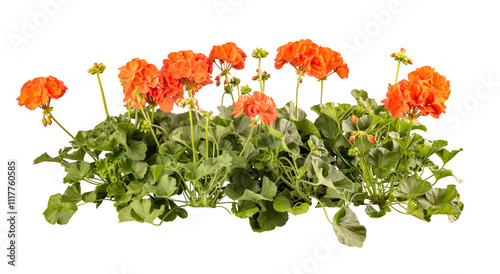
[304,46,349,80]
[118,58,162,108]
[230,91,278,126]
[275,40,349,80]
[275,39,318,70]
[382,66,451,119]
[209,42,247,70]
[162,50,213,94]
[17,76,67,110]
[382,79,411,118]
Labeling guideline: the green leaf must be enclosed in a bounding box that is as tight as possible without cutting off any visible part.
[127,140,148,161]
[365,205,390,218]
[63,162,90,184]
[351,89,368,100]
[273,190,310,215]
[61,182,82,203]
[208,125,233,145]
[231,201,259,219]
[368,148,399,178]
[43,194,78,225]
[257,201,289,231]
[332,206,367,247]
[252,132,282,152]
[314,113,338,140]
[307,135,328,157]
[155,175,178,198]
[82,191,97,203]
[417,185,458,210]
[118,158,148,179]
[112,123,147,160]
[393,178,432,199]
[312,158,354,191]
[183,162,211,182]
[405,201,429,222]
[278,101,307,121]
[292,119,321,139]
[129,199,165,224]
[225,174,258,200]
[233,177,277,202]
[436,148,463,165]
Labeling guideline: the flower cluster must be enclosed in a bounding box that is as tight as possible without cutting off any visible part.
[274,39,348,80]
[17,76,67,119]
[230,91,278,126]
[348,115,375,143]
[209,42,247,70]
[382,66,451,119]
[118,58,183,113]
[161,50,213,95]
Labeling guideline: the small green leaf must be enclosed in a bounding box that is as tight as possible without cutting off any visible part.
[417,185,458,210]
[231,201,259,219]
[62,182,82,203]
[332,206,367,247]
[393,178,432,199]
[129,199,165,224]
[63,162,90,184]
[368,147,399,178]
[155,175,178,198]
[43,194,78,225]
[256,201,289,231]
[365,205,390,218]
[118,158,148,179]
[436,148,463,165]
[82,191,97,203]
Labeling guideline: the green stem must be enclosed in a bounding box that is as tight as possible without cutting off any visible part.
[312,196,333,225]
[48,111,98,162]
[239,125,255,156]
[205,117,210,159]
[127,105,131,120]
[225,75,234,103]
[320,79,324,105]
[221,92,225,107]
[258,58,264,93]
[151,124,169,138]
[151,104,155,124]
[96,74,109,117]
[188,107,197,163]
[295,71,303,118]
[395,60,401,84]
[139,107,160,149]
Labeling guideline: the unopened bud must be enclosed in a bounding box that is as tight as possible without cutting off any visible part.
[351,114,358,123]
[368,135,375,143]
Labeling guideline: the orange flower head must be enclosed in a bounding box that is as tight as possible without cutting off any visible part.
[274,39,318,71]
[17,76,67,110]
[209,42,247,70]
[162,50,213,94]
[381,79,411,118]
[118,58,162,108]
[382,66,451,119]
[230,91,278,126]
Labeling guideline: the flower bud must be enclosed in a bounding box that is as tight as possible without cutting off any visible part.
[351,114,358,123]
[252,76,257,81]
[349,136,355,142]
[368,135,375,143]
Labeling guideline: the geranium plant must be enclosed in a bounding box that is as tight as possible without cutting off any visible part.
[19,41,463,247]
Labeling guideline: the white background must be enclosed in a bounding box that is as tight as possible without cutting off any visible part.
[1,0,500,273]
